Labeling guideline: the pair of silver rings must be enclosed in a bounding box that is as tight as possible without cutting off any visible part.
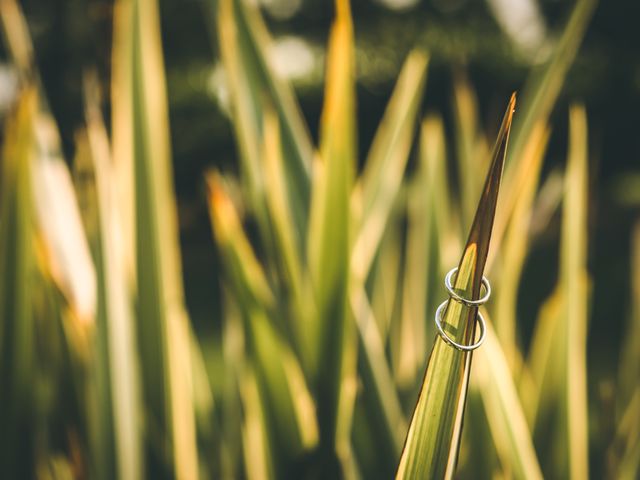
[434,267,490,351]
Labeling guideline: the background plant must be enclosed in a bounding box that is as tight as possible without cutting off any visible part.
[0,0,638,479]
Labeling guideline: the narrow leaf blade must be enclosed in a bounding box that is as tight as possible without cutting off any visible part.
[396,95,515,479]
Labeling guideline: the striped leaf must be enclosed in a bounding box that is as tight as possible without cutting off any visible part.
[396,94,515,479]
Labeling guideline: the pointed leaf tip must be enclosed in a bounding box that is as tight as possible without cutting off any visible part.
[456,94,516,294]
[395,93,517,480]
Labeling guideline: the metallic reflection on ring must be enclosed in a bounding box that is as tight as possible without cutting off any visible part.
[444,267,491,307]
[434,300,486,351]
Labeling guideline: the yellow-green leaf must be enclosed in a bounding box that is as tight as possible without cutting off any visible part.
[491,122,550,357]
[113,0,199,476]
[559,104,590,480]
[215,0,313,240]
[351,50,429,281]
[0,87,37,479]
[306,0,358,471]
[452,71,489,229]
[74,77,143,480]
[396,94,515,479]
[474,314,543,480]
[208,174,319,475]
[504,0,595,220]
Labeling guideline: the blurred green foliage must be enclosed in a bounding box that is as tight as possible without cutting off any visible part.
[0,0,639,479]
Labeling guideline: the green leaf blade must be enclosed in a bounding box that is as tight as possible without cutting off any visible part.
[396,95,515,479]
[114,0,200,476]
[306,0,358,471]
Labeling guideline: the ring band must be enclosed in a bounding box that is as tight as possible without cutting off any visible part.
[444,267,491,307]
[434,300,486,351]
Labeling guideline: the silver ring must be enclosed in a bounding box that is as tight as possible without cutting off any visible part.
[444,267,491,307]
[434,300,486,351]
